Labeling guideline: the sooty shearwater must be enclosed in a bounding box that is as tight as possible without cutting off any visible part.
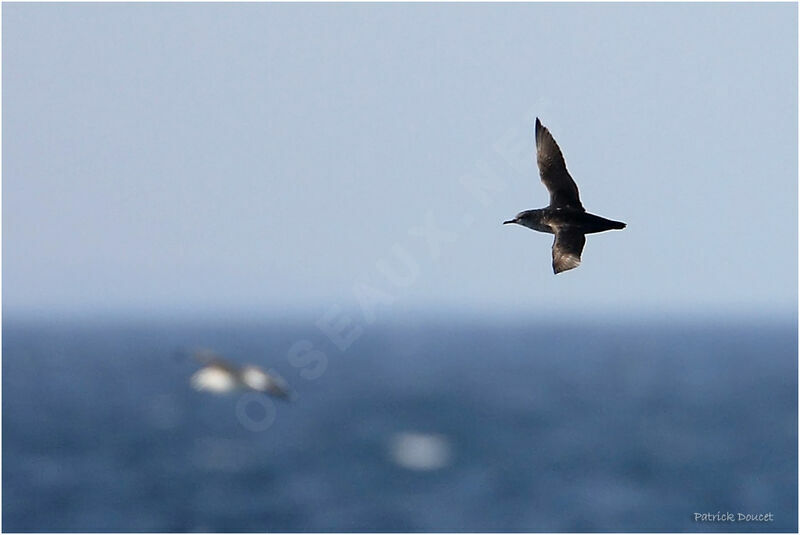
[504,118,626,274]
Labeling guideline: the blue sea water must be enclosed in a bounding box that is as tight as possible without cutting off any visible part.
[2,316,797,532]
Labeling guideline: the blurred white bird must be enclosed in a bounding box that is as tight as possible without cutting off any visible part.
[189,349,292,400]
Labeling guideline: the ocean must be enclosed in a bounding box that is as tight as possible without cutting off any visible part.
[3,316,797,532]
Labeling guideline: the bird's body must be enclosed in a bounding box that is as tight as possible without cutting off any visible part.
[190,361,240,394]
[504,118,626,274]
[513,207,626,236]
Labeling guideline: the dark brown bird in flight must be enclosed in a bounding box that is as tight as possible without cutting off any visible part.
[504,118,626,274]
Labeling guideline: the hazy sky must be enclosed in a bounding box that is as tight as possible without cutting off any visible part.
[3,3,797,319]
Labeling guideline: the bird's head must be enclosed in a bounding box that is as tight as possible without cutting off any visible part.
[503,210,532,226]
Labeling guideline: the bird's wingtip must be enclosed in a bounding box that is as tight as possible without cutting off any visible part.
[535,118,545,140]
[552,256,581,274]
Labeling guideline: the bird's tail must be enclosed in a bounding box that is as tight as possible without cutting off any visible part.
[583,214,627,233]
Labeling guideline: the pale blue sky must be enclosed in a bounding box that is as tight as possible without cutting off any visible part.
[3,3,797,319]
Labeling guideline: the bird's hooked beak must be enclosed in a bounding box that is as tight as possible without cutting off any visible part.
[503,218,517,225]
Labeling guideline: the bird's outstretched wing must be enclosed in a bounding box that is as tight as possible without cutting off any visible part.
[536,118,583,210]
[265,370,294,400]
[552,228,586,274]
